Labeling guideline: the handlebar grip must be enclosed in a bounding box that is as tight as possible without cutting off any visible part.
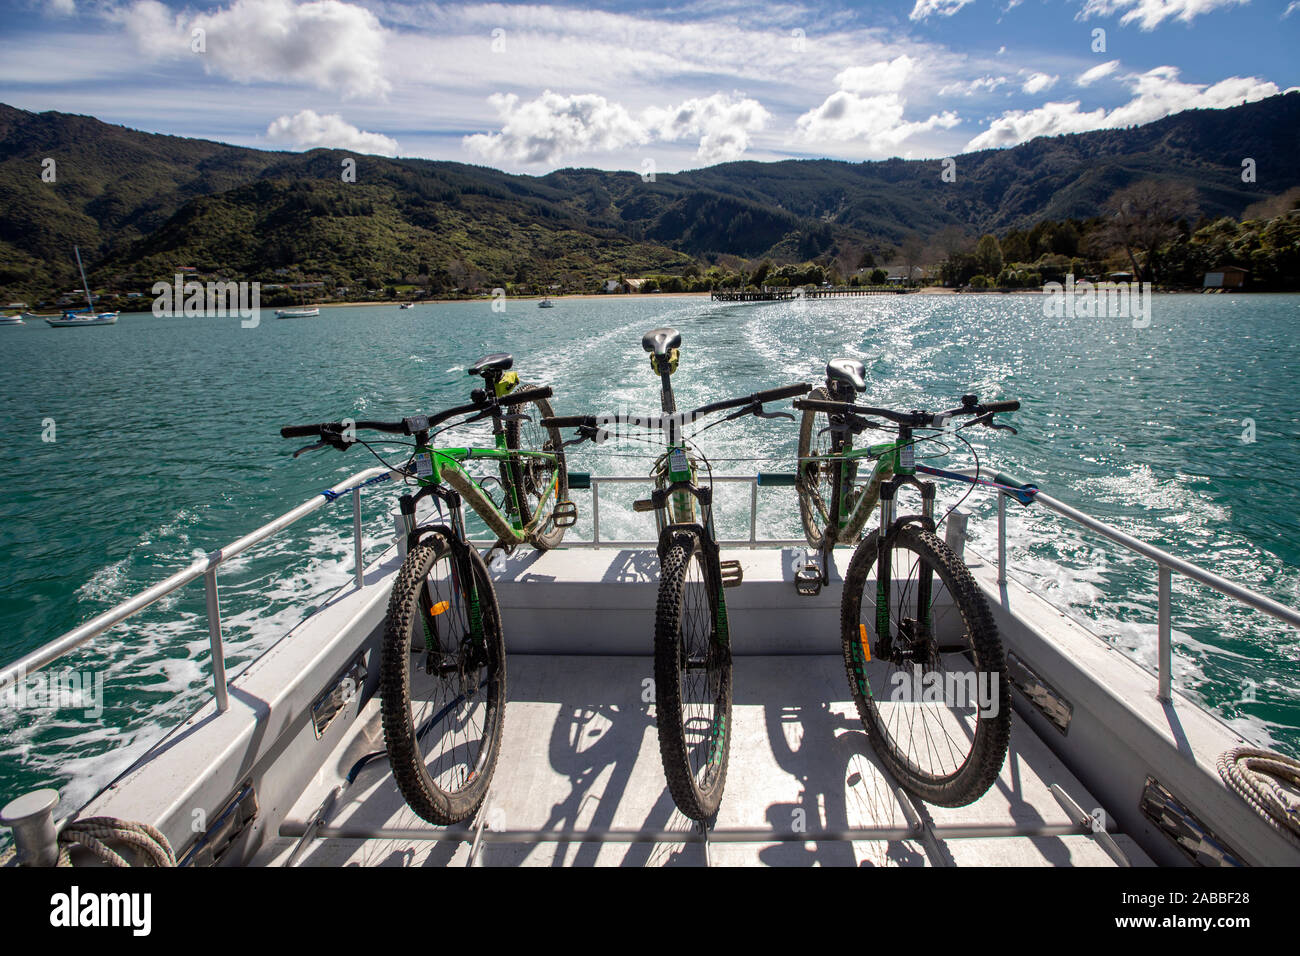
[541,415,596,429]
[793,398,852,414]
[982,400,1020,414]
[281,423,326,438]
[499,385,553,407]
[754,382,812,403]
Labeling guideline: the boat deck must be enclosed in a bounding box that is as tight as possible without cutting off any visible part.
[260,653,1149,867]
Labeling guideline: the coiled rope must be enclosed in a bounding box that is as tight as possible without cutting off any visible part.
[1217,747,1300,849]
[56,817,176,867]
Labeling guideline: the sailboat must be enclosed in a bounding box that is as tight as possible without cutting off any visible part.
[45,248,118,327]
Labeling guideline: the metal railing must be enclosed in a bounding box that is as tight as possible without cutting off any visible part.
[973,470,1300,702]
[0,466,401,714]
[530,474,806,549]
[4,464,1298,720]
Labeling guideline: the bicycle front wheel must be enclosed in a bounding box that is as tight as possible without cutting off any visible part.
[504,384,569,550]
[797,386,855,548]
[654,534,732,820]
[381,534,506,825]
[841,525,1010,807]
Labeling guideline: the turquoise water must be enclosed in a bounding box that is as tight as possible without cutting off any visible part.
[1,294,1298,814]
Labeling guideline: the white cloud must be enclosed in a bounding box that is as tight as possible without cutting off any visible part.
[643,93,771,163]
[1078,0,1248,31]
[910,0,976,20]
[939,75,1009,96]
[45,0,76,15]
[966,65,1278,149]
[1022,72,1058,94]
[1077,59,1121,86]
[265,110,399,155]
[795,56,959,154]
[1284,1,1299,16]
[462,90,768,165]
[116,0,389,98]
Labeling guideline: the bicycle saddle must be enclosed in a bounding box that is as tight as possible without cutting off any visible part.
[641,327,681,357]
[826,358,866,391]
[468,353,513,376]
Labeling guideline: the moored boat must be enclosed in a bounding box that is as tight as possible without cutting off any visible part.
[275,307,321,318]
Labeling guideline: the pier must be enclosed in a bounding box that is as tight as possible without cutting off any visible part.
[710,286,911,302]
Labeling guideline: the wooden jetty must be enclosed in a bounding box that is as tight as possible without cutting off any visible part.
[710,286,911,302]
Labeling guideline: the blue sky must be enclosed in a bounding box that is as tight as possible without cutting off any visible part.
[1,0,1296,172]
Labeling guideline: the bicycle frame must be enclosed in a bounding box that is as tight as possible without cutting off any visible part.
[409,442,561,544]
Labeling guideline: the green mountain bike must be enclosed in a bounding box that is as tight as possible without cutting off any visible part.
[793,359,1024,806]
[281,353,574,824]
[544,328,809,820]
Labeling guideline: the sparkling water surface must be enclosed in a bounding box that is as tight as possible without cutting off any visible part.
[1,294,1298,814]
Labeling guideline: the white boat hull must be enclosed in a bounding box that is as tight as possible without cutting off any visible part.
[45,312,117,327]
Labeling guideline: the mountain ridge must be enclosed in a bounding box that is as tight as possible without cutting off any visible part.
[1,93,1296,299]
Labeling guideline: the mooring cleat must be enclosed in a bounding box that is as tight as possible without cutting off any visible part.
[795,563,822,596]
[551,500,578,528]
[719,559,744,588]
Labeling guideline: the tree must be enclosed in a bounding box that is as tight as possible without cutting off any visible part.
[974,234,1003,278]
[869,267,887,285]
[901,233,925,286]
[1098,180,1199,282]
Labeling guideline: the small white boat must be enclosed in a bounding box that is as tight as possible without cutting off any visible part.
[48,247,118,327]
[539,298,555,308]
[0,314,23,326]
[275,308,321,319]
[46,312,117,327]
[399,302,415,310]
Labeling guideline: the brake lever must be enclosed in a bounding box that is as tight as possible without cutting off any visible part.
[561,424,603,448]
[755,409,795,422]
[293,440,329,458]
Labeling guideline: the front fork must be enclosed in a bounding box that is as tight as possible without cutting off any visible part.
[873,477,936,663]
[399,487,486,667]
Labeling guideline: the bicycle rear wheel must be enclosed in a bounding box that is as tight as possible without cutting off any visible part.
[504,384,569,549]
[381,534,506,825]
[654,533,732,820]
[840,525,1010,807]
[797,386,856,548]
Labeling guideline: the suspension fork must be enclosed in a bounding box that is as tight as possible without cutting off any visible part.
[400,487,485,650]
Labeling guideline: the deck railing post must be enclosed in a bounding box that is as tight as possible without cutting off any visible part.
[1157,565,1172,702]
[352,487,364,589]
[749,479,758,545]
[591,479,601,545]
[997,493,1007,585]
[204,568,229,713]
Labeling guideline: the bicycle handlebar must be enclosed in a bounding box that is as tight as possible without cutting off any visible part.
[793,394,1020,428]
[541,383,811,432]
[280,386,554,440]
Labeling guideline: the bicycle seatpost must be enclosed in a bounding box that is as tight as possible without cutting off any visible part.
[642,327,682,441]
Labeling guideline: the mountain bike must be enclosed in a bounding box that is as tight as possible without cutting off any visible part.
[792,360,1025,805]
[280,353,574,824]
[542,327,809,820]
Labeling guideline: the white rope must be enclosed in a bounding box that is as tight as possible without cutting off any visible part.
[1217,747,1300,849]
[56,817,176,867]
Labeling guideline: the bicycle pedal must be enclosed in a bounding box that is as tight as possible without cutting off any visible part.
[719,559,743,588]
[551,500,578,528]
[794,563,822,596]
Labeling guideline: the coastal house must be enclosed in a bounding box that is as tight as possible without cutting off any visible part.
[1203,266,1247,289]
[603,278,626,293]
